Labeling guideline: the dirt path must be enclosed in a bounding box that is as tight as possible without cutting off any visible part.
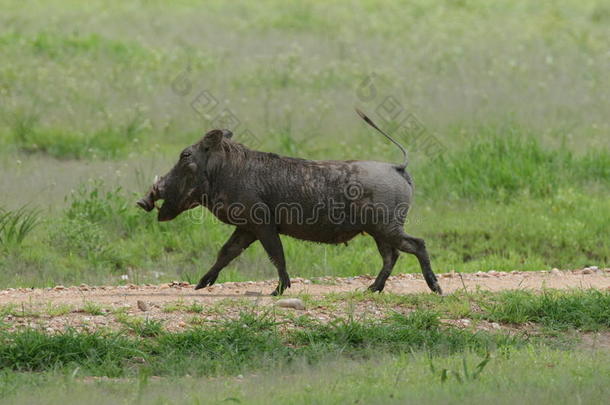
[1,268,608,333]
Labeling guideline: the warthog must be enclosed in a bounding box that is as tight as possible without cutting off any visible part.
[137,110,442,296]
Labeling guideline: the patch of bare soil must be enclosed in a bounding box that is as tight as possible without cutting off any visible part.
[0,268,608,334]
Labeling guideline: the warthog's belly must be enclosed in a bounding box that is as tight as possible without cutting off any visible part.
[278,225,362,244]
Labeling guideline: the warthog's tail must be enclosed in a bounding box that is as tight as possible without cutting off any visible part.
[355,108,408,169]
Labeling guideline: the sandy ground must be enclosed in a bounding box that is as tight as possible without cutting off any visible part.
[1,268,608,334]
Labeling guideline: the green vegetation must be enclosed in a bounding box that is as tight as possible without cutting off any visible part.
[0,0,608,287]
[0,308,608,403]
[0,207,40,250]
[0,348,607,405]
[0,311,523,377]
[319,289,610,331]
[481,289,610,331]
[1,0,608,401]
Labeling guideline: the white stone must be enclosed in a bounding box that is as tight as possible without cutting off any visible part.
[275,298,305,310]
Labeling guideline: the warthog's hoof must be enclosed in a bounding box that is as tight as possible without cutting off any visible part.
[367,283,385,293]
[194,272,219,290]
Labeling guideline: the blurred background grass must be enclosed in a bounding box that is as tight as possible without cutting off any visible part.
[0,0,608,288]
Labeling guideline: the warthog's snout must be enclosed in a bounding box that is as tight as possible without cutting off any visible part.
[136,196,154,212]
[136,184,159,212]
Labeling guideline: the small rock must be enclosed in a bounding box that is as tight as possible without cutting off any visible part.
[46,327,54,333]
[137,300,149,312]
[304,279,312,285]
[491,322,501,330]
[53,285,65,291]
[275,298,305,310]
[550,269,562,276]
[177,321,186,328]
[589,266,599,271]
[582,268,593,275]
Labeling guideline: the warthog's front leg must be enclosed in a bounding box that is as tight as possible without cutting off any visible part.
[195,228,256,290]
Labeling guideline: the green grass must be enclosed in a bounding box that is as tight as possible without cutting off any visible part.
[480,289,610,331]
[318,289,610,332]
[0,311,524,378]
[0,0,608,286]
[1,346,609,404]
[0,207,40,250]
[0,1,608,402]
[82,301,104,316]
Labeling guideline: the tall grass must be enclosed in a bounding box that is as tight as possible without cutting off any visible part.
[0,207,40,249]
[417,128,610,201]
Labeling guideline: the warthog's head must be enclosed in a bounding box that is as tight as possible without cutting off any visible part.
[137,129,233,221]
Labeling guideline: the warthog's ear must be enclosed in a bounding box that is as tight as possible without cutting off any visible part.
[201,129,224,150]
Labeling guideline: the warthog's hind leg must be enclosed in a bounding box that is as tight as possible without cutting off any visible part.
[256,226,291,296]
[368,238,400,293]
[394,233,442,294]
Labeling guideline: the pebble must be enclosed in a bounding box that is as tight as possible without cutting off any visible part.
[582,268,593,275]
[54,285,65,291]
[491,322,500,330]
[275,298,305,310]
[137,300,149,312]
[550,269,562,276]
